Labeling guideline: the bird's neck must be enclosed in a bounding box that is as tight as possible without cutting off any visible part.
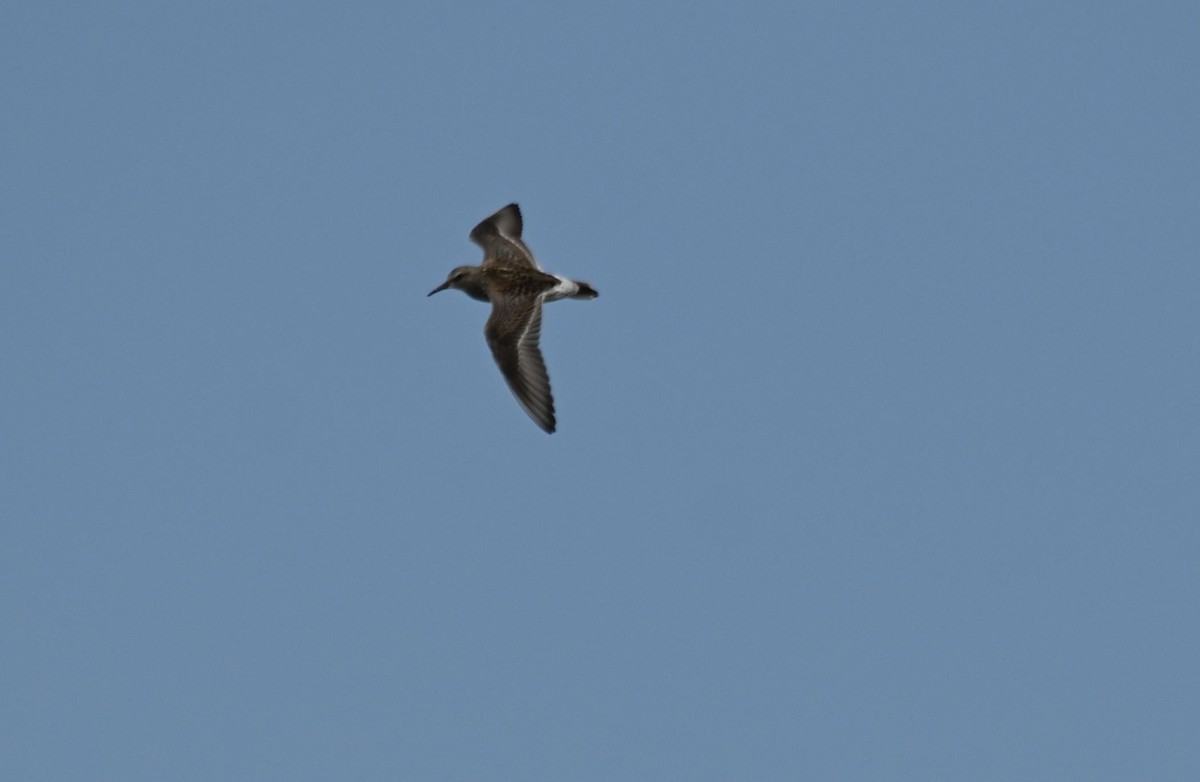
[459,270,490,302]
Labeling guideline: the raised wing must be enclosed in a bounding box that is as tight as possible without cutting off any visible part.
[470,203,540,270]
[484,292,555,433]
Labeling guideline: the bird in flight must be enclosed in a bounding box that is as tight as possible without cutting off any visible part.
[428,203,598,433]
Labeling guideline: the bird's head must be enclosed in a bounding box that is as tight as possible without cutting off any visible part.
[428,266,487,301]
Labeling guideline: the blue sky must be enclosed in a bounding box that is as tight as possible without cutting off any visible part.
[2,2,1198,779]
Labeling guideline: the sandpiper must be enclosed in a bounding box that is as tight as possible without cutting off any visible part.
[428,203,598,433]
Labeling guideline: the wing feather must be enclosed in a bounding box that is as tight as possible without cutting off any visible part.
[470,203,540,270]
[484,293,555,433]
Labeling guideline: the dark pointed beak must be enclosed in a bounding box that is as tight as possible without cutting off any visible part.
[428,281,450,297]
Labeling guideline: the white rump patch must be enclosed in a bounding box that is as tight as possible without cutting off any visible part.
[545,276,579,301]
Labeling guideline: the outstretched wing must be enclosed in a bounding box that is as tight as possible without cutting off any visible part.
[470,203,540,270]
[484,292,555,433]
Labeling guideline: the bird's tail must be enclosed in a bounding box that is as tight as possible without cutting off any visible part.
[570,281,599,299]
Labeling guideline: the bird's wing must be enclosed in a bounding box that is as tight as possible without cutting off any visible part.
[484,292,555,433]
[470,203,540,270]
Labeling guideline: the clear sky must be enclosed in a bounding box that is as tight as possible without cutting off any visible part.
[2,2,1198,780]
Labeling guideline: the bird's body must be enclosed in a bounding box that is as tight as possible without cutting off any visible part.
[428,203,597,433]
